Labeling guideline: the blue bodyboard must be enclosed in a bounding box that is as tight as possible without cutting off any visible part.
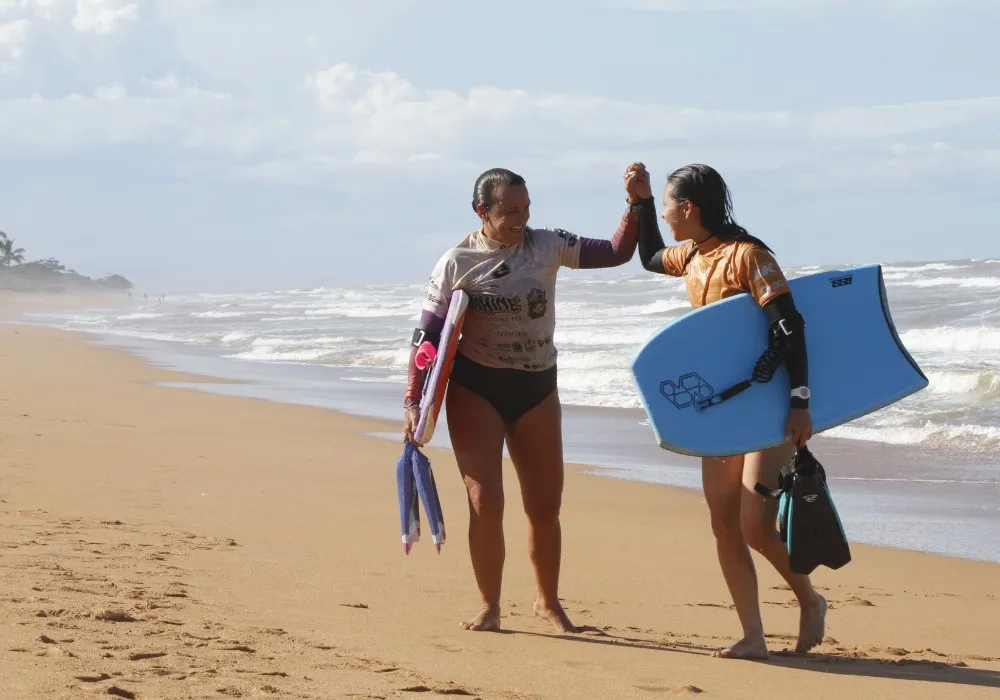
[631,265,928,457]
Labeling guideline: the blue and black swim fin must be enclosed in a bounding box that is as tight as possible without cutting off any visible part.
[755,445,851,576]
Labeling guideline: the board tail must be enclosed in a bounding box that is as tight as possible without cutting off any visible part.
[876,264,928,384]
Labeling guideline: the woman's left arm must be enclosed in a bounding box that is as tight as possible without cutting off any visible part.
[762,292,809,407]
[738,247,810,406]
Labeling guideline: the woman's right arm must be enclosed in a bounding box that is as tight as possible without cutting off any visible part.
[402,254,456,444]
[403,310,445,410]
[627,163,686,277]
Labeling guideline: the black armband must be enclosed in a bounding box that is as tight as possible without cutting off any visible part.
[762,293,809,407]
[410,327,441,349]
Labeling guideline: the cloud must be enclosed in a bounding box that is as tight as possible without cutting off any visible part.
[596,0,1000,10]
[0,74,269,154]
[810,97,1000,140]
[2,33,999,190]
[305,63,793,165]
[0,1,65,21]
[0,0,137,31]
[2,0,996,190]
[0,18,29,72]
[295,63,1000,187]
[72,0,138,33]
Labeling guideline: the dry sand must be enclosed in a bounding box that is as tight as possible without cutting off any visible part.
[1,293,998,699]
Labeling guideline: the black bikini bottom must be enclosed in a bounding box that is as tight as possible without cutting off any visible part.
[449,352,557,424]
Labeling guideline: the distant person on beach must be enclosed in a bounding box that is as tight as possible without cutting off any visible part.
[631,162,827,659]
[402,165,643,633]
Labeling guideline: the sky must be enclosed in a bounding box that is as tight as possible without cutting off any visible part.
[1,0,998,293]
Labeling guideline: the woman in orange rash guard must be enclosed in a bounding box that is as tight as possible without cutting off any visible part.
[631,162,827,659]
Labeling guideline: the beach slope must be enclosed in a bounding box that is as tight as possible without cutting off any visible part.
[1,304,998,699]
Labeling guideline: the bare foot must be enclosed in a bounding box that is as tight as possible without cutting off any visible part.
[533,599,578,633]
[795,593,827,654]
[712,635,769,660]
[460,604,501,632]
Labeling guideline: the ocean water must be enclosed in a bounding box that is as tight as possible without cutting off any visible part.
[19,257,1000,563]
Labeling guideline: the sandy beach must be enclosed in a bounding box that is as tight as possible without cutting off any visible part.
[1,294,999,699]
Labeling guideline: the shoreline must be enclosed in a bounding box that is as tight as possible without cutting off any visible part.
[8,293,1000,565]
[2,295,1000,698]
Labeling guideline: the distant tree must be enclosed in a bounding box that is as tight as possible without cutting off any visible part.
[0,233,26,267]
[23,258,65,272]
[0,232,135,292]
[97,274,134,290]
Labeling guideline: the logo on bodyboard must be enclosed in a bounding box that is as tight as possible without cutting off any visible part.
[830,275,853,288]
[659,372,715,409]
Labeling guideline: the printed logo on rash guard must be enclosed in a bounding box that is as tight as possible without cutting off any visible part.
[469,293,522,315]
[492,262,512,278]
[527,288,548,320]
[556,229,579,247]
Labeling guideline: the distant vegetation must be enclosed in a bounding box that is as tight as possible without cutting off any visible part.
[0,231,134,293]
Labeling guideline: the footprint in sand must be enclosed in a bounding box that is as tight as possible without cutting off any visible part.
[96,608,140,622]
[74,673,112,683]
[400,685,474,695]
[633,684,704,695]
[765,633,798,642]
[686,602,734,610]
[843,596,875,607]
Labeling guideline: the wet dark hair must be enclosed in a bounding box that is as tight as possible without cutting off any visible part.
[472,167,526,213]
[666,164,772,252]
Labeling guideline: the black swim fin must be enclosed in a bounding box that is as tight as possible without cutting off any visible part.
[754,445,851,576]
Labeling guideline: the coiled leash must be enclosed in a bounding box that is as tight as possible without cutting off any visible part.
[695,321,788,412]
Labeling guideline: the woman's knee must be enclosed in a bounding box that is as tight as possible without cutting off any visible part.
[465,479,504,521]
[523,493,562,527]
[709,510,742,544]
[740,511,776,552]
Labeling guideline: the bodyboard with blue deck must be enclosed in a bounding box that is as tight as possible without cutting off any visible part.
[414,290,468,445]
[631,264,928,457]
